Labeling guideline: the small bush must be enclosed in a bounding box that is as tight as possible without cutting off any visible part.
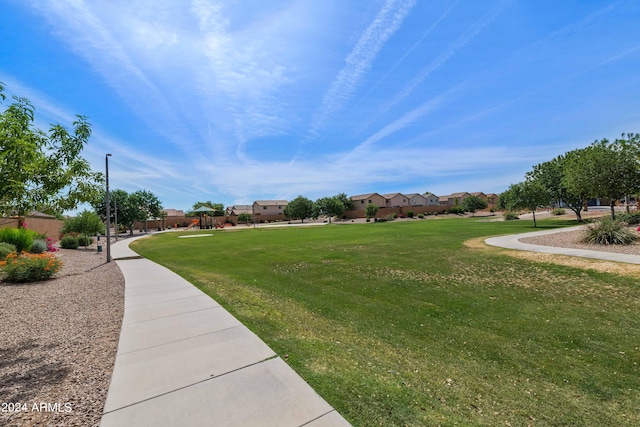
[78,234,93,247]
[0,227,36,253]
[407,211,414,218]
[2,252,63,282]
[366,218,371,222]
[417,213,424,219]
[31,239,48,254]
[618,212,640,225]
[581,218,638,246]
[0,242,17,260]
[504,211,519,221]
[450,206,465,215]
[552,208,566,216]
[60,235,79,249]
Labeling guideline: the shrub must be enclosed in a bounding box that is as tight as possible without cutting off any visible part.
[392,213,398,219]
[449,206,465,215]
[417,213,424,219]
[618,212,640,225]
[0,227,37,253]
[78,234,93,247]
[2,252,63,282]
[504,211,519,221]
[61,210,105,236]
[0,242,17,260]
[60,235,79,249]
[581,218,638,246]
[552,208,566,216]
[31,239,48,254]
[407,211,414,218]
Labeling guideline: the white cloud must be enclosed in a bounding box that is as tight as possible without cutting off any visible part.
[307,0,416,138]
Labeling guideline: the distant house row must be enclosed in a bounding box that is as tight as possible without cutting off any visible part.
[349,191,499,209]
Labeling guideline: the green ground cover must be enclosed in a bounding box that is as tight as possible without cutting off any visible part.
[132,218,640,426]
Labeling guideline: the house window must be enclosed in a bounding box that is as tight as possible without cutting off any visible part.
[279,206,282,209]
[263,206,267,210]
[361,200,364,204]
[368,200,372,203]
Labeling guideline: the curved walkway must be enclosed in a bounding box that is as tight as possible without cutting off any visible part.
[101,234,350,427]
[485,226,640,264]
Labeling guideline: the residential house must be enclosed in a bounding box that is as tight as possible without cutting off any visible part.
[225,205,252,216]
[252,200,288,217]
[162,209,185,217]
[406,193,427,206]
[423,193,440,206]
[382,193,410,208]
[439,192,471,207]
[350,193,387,209]
[485,193,500,207]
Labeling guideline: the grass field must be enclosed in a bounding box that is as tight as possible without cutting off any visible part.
[131,218,640,426]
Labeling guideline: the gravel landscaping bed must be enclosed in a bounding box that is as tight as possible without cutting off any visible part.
[0,248,124,427]
[519,226,640,255]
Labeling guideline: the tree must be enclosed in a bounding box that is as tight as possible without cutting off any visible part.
[499,181,549,227]
[61,210,105,236]
[132,190,163,231]
[365,203,379,220]
[528,152,588,221]
[315,196,345,223]
[190,201,224,216]
[92,189,163,235]
[0,83,102,216]
[237,212,252,225]
[335,193,354,211]
[284,195,314,223]
[461,195,487,216]
[564,138,640,219]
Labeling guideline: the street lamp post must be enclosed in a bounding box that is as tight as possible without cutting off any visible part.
[106,154,112,262]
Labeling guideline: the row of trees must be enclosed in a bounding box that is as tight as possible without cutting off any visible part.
[499,133,640,226]
[91,189,163,235]
[283,193,354,223]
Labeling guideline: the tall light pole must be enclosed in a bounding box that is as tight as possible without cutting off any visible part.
[106,154,112,262]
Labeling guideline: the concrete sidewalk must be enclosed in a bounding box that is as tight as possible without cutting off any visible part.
[101,234,350,427]
[485,226,640,264]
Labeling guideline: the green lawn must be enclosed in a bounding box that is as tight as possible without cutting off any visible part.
[132,218,640,426]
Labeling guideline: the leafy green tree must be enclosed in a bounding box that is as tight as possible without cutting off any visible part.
[132,190,163,230]
[190,201,224,216]
[461,195,487,216]
[315,196,345,223]
[365,203,379,220]
[92,189,163,235]
[0,83,102,216]
[237,212,252,225]
[528,152,588,221]
[335,193,354,211]
[284,195,314,223]
[61,210,105,236]
[499,181,549,227]
[564,138,640,219]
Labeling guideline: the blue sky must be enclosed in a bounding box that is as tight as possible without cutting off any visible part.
[1,0,639,212]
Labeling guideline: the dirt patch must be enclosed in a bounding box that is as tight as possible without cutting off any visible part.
[468,236,640,278]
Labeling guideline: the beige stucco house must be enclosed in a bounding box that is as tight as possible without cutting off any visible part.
[383,193,410,208]
[350,193,387,209]
[423,193,440,206]
[406,193,427,206]
[252,200,288,216]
